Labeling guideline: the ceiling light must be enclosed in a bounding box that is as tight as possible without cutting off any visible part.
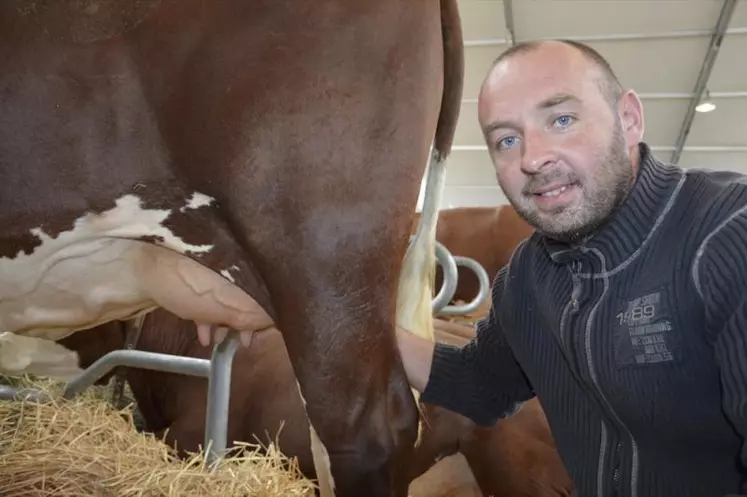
[696,90,716,113]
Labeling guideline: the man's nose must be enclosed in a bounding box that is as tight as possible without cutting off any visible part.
[520,131,556,174]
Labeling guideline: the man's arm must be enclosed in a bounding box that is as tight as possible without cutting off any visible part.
[695,207,747,495]
[397,266,534,427]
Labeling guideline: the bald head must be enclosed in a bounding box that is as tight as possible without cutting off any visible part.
[483,40,624,108]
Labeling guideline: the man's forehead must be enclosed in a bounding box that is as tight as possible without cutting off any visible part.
[479,48,603,120]
[486,47,594,95]
[479,75,586,125]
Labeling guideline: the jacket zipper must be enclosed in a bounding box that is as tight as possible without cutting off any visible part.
[581,249,639,497]
[559,261,582,364]
[560,261,585,389]
[612,441,622,496]
[562,256,638,497]
[562,260,610,496]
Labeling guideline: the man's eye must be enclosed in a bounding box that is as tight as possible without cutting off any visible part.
[497,136,519,150]
[554,115,575,127]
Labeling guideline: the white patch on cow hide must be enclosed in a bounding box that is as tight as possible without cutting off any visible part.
[19,194,214,258]
[220,265,240,283]
[0,193,214,341]
[295,380,336,497]
[0,191,273,378]
[296,380,307,407]
[180,192,215,212]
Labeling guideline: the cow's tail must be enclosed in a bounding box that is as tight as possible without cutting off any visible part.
[395,0,464,447]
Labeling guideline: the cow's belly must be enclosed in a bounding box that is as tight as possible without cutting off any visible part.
[0,194,271,346]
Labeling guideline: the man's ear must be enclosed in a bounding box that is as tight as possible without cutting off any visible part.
[618,89,645,147]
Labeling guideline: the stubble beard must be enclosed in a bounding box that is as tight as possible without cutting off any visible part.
[501,130,634,244]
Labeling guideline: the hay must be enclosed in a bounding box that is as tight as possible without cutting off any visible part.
[0,375,316,497]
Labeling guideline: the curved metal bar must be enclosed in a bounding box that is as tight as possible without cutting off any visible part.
[432,240,458,313]
[406,234,459,313]
[204,330,241,469]
[438,255,491,316]
[0,384,51,403]
[62,350,211,399]
[57,333,239,469]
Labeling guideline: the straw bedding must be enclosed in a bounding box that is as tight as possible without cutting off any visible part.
[0,301,485,497]
[0,374,316,497]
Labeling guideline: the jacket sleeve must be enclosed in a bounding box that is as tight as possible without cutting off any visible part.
[696,208,747,493]
[420,265,534,426]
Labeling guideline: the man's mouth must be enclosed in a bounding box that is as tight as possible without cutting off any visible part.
[529,182,576,197]
[536,185,571,198]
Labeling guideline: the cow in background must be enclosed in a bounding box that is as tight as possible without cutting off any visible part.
[0,0,464,494]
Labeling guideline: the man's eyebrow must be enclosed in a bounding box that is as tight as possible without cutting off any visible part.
[481,93,581,135]
[537,93,580,109]
[482,119,518,135]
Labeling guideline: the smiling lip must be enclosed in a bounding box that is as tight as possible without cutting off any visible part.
[531,183,574,197]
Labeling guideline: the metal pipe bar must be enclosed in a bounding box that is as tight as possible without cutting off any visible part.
[62,350,211,399]
[432,240,459,313]
[670,0,738,164]
[204,330,240,469]
[463,26,747,47]
[0,385,51,403]
[438,256,491,315]
[503,0,515,46]
[464,38,510,47]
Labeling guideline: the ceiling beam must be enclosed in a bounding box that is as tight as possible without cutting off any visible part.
[670,0,738,164]
[503,0,515,46]
[452,145,747,153]
[462,92,747,104]
[463,26,747,48]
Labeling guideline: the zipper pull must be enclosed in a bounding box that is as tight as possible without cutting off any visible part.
[570,261,581,309]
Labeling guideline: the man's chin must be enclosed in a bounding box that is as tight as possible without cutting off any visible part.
[526,210,595,243]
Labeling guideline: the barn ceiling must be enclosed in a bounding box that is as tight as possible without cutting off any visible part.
[438,0,747,208]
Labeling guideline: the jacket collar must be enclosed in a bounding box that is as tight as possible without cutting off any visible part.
[540,143,686,274]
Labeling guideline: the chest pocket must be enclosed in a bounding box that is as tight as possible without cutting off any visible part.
[611,285,681,368]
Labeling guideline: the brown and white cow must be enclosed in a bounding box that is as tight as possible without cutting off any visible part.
[415,205,534,305]
[0,1,464,495]
[58,309,575,497]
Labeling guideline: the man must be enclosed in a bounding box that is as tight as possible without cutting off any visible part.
[396,39,747,497]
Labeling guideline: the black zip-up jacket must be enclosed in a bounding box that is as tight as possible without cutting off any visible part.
[421,143,747,497]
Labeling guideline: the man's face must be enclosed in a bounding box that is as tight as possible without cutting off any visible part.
[478,43,642,243]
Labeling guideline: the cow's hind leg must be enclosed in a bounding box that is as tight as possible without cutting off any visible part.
[269,276,419,497]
